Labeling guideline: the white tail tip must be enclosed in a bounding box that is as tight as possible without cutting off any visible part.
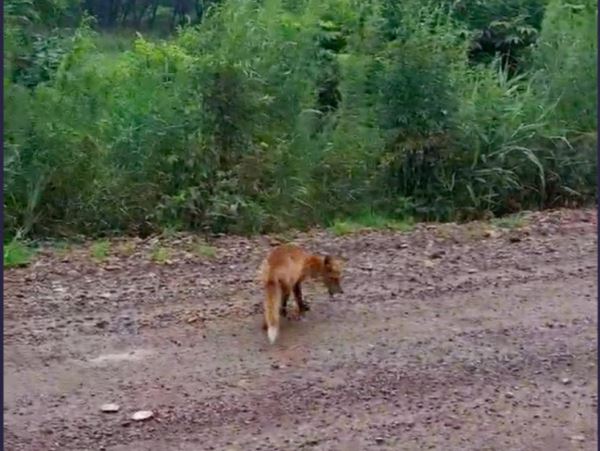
[267,326,278,344]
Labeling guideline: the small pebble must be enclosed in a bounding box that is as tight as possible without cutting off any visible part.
[131,410,154,421]
[100,403,120,413]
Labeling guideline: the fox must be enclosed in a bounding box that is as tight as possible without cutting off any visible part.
[258,244,344,344]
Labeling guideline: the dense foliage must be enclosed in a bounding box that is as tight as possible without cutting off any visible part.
[4,0,597,237]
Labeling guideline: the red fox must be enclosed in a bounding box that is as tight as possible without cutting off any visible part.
[258,244,344,344]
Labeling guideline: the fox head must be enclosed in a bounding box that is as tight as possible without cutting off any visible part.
[322,255,344,296]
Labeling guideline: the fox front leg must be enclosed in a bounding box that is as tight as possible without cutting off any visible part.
[293,283,310,314]
[280,289,290,318]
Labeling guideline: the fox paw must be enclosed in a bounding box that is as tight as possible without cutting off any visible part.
[299,303,310,313]
[288,310,303,321]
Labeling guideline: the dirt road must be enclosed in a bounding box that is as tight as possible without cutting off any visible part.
[4,209,597,450]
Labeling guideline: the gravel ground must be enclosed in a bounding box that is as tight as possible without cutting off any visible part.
[4,208,597,451]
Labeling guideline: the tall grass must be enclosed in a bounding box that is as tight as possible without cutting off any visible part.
[3,0,597,238]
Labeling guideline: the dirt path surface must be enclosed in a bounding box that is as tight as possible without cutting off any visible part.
[4,209,598,451]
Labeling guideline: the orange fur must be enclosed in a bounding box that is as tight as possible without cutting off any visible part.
[258,244,344,344]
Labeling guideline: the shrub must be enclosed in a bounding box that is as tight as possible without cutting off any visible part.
[3,0,597,238]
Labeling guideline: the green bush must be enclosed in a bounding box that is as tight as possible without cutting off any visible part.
[3,0,597,238]
[532,0,596,132]
[445,0,546,72]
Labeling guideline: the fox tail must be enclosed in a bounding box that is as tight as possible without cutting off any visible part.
[264,280,281,344]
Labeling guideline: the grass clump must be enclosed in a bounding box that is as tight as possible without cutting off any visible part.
[90,240,110,262]
[330,214,415,236]
[190,240,217,259]
[116,241,137,257]
[491,213,528,230]
[53,241,72,258]
[151,246,171,264]
[4,239,34,268]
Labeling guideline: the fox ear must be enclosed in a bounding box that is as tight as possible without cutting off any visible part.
[324,255,332,267]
